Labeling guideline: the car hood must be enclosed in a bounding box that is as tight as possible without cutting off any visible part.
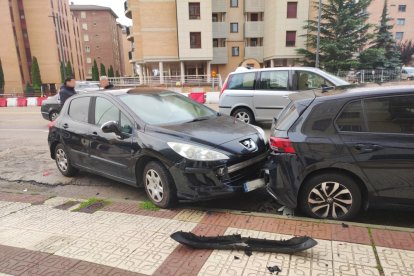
[146,115,259,148]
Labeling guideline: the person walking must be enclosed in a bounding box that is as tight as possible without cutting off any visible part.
[59,76,77,106]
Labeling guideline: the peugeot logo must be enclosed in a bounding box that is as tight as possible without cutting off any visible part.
[240,139,257,151]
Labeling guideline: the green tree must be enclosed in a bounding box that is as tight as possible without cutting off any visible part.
[370,0,400,69]
[398,39,414,66]
[31,57,42,92]
[65,61,73,77]
[60,61,65,83]
[108,65,114,78]
[100,63,107,76]
[92,59,99,81]
[358,48,386,69]
[115,70,120,77]
[297,0,373,72]
[0,59,4,94]
[24,82,34,97]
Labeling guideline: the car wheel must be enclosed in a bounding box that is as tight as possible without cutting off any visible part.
[143,161,177,208]
[49,111,59,121]
[299,173,361,220]
[55,144,78,177]
[233,108,255,124]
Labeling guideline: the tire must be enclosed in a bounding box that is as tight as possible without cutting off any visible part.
[143,161,177,208]
[232,108,255,124]
[55,144,78,177]
[299,173,362,221]
[49,110,59,121]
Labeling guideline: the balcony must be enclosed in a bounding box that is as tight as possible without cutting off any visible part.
[126,26,134,42]
[245,0,265,12]
[245,22,264,37]
[212,0,227,13]
[212,47,228,64]
[245,46,263,62]
[212,22,227,39]
[124,1,132,19]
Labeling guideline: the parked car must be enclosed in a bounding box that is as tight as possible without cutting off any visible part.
[266,86,414,220]
[219,67,349,124]
[48,88,269,208]
[41,82,100,121]
[401,67,414,80]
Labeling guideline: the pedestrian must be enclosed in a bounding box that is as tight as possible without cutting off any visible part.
[100,76,114,90]
[59,76,77,106]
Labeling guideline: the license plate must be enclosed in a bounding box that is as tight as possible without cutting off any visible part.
[243,178,266,193]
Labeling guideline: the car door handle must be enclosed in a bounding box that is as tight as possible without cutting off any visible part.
[354,144,383,153]
[62,123,69,129]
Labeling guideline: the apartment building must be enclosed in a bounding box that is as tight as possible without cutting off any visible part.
[0,0,85,94]
[125,0,310,80]
[368,0,413,42]
[71,5,125,79]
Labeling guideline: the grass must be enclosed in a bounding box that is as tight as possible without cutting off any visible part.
[367,228,385,276]
[72,197,111,212]
[139,201,160,211]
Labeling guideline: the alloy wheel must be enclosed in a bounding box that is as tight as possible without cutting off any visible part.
[145,169,164,202]
[307,181,353,219]
[235,112,250,123]
[56,148,68,172]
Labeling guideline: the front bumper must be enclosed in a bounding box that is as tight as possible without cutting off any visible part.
[170,151,269,202]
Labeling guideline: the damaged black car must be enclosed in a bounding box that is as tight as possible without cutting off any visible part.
[48,88,269,207]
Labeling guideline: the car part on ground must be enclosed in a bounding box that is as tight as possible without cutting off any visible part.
[170,231,318,253]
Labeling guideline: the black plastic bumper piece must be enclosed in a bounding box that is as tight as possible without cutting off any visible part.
[170,231,317,254]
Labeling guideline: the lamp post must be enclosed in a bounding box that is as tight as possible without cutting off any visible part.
[49,13,66,81]
[315,0,322,68]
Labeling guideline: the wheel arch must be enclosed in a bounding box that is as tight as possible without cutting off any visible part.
[50,141,60,159]
[230,105,256,118]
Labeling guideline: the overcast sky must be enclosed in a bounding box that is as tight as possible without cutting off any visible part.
[71,0,132,26]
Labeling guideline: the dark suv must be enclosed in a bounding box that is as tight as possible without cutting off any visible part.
[267,86,414,220]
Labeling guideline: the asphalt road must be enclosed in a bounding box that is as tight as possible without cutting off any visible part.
[0,106,413,228]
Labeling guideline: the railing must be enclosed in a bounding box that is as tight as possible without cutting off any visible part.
[212,47,228,64]
[336,69,403,84]
[244,21,264,38]
[212,0,227,12]
[245,0,265,12]
[245,46,264,62]
[212,22,228,39]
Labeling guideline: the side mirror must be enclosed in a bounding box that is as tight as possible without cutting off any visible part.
[101,121,123,137]
[321,85,334,92]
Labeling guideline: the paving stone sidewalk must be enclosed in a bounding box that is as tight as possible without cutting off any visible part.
[0,192,412,276]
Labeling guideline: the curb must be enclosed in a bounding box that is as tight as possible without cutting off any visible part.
[0,97,47,107]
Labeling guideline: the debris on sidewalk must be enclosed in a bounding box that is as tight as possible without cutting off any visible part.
[170,231,317,254]
[342,222,349,228]
[267,265,282,275]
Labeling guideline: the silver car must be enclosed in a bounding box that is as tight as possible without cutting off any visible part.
[219,67,349,124]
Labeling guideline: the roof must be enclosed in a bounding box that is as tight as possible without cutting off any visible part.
[70,5,118,19]
[230,67,325,74]
[87,88,175,97]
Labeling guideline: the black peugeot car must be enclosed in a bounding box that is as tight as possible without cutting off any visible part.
[267,86,414,220]
[48,88,269,208]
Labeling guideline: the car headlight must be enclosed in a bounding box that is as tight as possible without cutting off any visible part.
[167,142,229,161]
[250,125,268,144]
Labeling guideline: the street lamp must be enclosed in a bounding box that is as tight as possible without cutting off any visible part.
[49,13,66,81]
[315,0,322,68]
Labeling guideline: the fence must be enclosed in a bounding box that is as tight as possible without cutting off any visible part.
[335,69,403,84]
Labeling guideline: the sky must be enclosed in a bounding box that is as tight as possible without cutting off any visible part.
[71,0,132,26]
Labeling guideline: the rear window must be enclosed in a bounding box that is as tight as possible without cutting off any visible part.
[228,72,256,90]
[275,103,299,130]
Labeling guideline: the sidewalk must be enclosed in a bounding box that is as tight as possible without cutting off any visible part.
[0,192,412,276]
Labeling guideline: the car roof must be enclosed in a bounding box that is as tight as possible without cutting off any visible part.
[229,67,326,75]
[81,87,175,97]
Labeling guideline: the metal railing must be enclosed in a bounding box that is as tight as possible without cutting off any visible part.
[335,69,403,84]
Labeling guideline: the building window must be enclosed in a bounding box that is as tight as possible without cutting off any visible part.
[250,13,259,21]
[83,34,89,41]
[81,11,86,18]
[398,5,406,12]
[395,32,404,40]
[287,2,298,18]
[230,23,238,33]
[190,32,201,48]
[286,31,296,47]
[86,57,91,64]
[397,18,405,25]
[189,2,200,20]
[230,0,238,7]
[85,46,90,53]
[232,46,239,56]
[82,23,88,30]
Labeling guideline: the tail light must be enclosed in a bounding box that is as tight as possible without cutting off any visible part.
[48,120,56,130]
[220,76,229,97]
[270,137,296,154]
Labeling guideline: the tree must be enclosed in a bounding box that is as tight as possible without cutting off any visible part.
[0,59,4,94]
[297,0,373,72]
[24,82,34,97]
[92,59,99,81]
[358,48,386,69]
[108,65,114,78]
[31,57,42,92]
[398,39,414,66]
[370,0,400,69]
[100,63,107,76]
[60,61,65,83]
[65,61,73,77]
[115,70,120,77]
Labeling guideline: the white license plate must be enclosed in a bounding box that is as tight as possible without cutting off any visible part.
[243,178,266,192]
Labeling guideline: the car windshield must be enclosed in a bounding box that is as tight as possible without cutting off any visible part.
[316,69,349,86]
[119,92,217,125]
[405,68,414,73]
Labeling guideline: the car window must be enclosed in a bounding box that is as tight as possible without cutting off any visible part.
[258,71,289,90]
[120,112,133,134]
[364,95,414,134]
[296,71,333,91]
[275,103,299,130]
[336,100,365,132]
[68,97,90,123]
[228,72,256,90]
[95,97,133,134]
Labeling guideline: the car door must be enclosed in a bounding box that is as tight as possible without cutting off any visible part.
[89,96,135,182]
[336,95,414,205]
[253,70,293,120]
[60,96,92,168]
